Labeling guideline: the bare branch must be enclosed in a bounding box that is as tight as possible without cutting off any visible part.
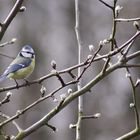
[46,123,57,132]
[101,0,118,73]
[1,0,140,140]
[77,44,103,81]
[115,17,140,22]
[0,29,140,93]
[0,52,14,59]
[0,0,24,41]
[0,112,22,132]
[126,51,140,62]
[14,61,124,140]
[116,68,140,139]
[126,69,140,128]
[81,113,101,120]
[0,92,12,106]
[0,79,78,128]
[98,0,113,10]
[75,0,83,139]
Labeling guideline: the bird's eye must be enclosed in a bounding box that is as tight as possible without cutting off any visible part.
[21,52,33,58]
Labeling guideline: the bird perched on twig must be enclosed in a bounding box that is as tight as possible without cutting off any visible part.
[0,45,35,86]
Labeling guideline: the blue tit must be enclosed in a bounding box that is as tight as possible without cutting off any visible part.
[0,45,35,85]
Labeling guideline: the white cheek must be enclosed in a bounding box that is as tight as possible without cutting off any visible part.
[22,52,32,58]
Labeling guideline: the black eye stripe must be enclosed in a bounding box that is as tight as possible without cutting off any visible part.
[20,51,35,58]
[21,51,34,55]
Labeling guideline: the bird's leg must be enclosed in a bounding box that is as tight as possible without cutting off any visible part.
[23,79,30,86]
[14,80,19,88]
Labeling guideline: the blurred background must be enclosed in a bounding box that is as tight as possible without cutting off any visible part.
[0,0,140,140]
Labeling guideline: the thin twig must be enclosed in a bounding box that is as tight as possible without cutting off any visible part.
[101,0,118,74]
[98,0,113,10]
[75,0,83,139]
[0,92,12,106]
[14,60,128,140]
[115,17,140,22]
[81,113,101,120]
[116,68,140,140]
[0,30,140,93]
[77,44,103,81]
[0,52,14,59]
[126,51,140,62]
[121,64,140,68]
[122,40,134,57]
[56,73,65,86]
[0,80,78,128]
[126,69,140,129]
[46,123,57,132]
[114,31,140,140]
[0,38,17,48]
[0,0,24,41]
[0,112,22,132]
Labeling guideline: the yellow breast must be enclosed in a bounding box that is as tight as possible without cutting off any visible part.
[8,59,35,80]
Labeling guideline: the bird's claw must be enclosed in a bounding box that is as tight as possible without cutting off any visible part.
[24,79,30,86]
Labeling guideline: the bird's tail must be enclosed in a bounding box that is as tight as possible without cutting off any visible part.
[0,74,7,82]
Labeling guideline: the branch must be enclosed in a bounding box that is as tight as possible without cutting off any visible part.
[125,51,140,62]
[0,29,140,93]
[121,64,140,68]
[115,17,140,22]
[115,129,140,140]
[98,0,113,10]
[81,113,101,120]
[127,69,140,129]
[2,49,140,139]
[115,67,140,140]
[14,61,123,140]
[0,38,17,48]
[115,32,140,140]
[0,112,22,132]
[101,0,118,74]
[75,0,83,139]
[77,44,103,81]
[46,123,57,132]
[0,92,12,106]
[0,0,24,41]
[0,79,78,128]
[0,52,14,59]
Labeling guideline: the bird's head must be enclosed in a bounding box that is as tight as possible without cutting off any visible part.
[19,45,35,59]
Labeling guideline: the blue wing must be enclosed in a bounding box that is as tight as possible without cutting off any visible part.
[4,64,26,75]
[0,58,32,81]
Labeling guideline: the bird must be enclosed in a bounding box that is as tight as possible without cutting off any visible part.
[0,45,35,86]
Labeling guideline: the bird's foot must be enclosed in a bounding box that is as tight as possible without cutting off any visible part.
[24,79,30,86]
[14,80,19,89]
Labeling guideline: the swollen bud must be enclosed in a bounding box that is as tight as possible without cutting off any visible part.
[126,72,131,78]
[10,38,17,44]
[102,39,109,44]
[87,55,92,60]
[69,124,76,129]
[60,94,67,100]
[133,21,139,30]
[99,41,104,47]
[51,60,57,69]
[68,88,73,94]
[89,45,95,52]
[93,113,101,118]
[19,6,26,12]
[130,103,135,108]
[6,91,12,97]
[11,135,16,140]
[115,5,123,17]
[40,85,47,97]
[135,78,140,87]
